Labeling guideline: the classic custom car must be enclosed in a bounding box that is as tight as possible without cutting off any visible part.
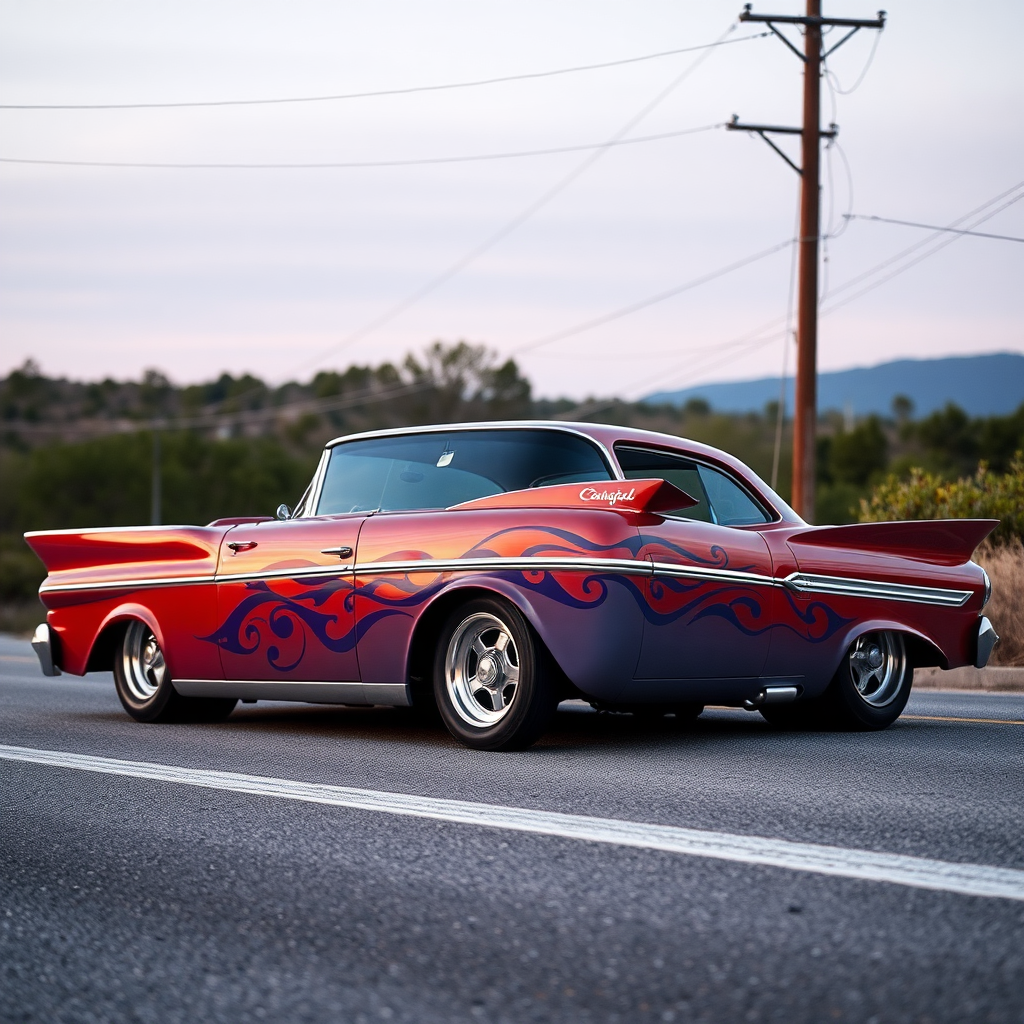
[26,422,999,750]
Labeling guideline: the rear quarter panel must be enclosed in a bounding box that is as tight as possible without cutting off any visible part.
[28,526,226,678]
[761,528,987,691]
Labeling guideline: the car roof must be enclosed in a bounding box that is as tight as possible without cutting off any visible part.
[325,419,750,480]
[322,420,801,524]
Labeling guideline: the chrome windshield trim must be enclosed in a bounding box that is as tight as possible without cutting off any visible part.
[784,572,972,607]
[321,422,624,483]
[302,448,331,520]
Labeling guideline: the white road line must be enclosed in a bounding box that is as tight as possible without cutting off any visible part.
[2,742,1023,902]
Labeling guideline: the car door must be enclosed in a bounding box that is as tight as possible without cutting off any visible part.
[617,445,776,682]
[212,515,363,681]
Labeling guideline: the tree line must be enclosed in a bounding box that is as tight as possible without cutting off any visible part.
[2,342,1022,629]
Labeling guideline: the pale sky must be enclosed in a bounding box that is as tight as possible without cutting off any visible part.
[1,0,1022,400]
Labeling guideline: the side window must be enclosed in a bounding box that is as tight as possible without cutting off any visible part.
[697,465,771,526]
[614,447,712,522]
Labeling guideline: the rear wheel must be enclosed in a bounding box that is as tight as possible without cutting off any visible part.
[433,597,557,751]
[114,620,237,723]
[761,631,912,731]
[827,631,912,730]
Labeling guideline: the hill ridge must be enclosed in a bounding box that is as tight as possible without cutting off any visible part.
[646,352,1024,418]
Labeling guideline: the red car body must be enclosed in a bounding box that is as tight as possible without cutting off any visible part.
[25,422,997,733]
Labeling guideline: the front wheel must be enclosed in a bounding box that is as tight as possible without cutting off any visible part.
[433,598,557,751]
[114,620,237,723]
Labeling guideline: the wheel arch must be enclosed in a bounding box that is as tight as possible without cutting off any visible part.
[830,619,945,677]
[405,578,573,707]
[85,604,164,673]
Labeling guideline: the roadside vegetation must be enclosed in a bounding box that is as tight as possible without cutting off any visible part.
[858,455,1024,665]
[2,345,1023,652]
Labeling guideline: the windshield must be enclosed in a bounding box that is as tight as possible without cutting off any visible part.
[316,429,613,515]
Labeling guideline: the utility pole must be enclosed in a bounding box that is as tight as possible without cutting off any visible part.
[728,2,885,521]
[151,429,162,526]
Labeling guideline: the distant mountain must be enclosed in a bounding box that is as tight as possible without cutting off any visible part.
[645,353,1024,419]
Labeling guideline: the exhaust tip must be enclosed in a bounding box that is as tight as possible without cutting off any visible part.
[743,684,799,710]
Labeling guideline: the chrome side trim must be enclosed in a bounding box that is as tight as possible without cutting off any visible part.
[650,561,778,588]
[41,563,349,593]
[354,556,649,577]
[216,564,351,583]
[172,679,411,706]
[39,557,977,609]
[40,573,216,594]
[784,572,972,607]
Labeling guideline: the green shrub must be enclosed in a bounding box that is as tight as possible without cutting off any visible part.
[859,453,1024,545]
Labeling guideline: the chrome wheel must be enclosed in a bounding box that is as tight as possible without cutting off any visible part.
[848,632,906,708]
[445,612,521,728]
[122,620,167,702]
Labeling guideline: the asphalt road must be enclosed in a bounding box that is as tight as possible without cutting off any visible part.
[1,633,1022,1024]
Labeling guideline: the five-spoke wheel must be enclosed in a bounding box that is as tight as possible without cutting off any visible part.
[445,612,521,727]
[434,597,557,750]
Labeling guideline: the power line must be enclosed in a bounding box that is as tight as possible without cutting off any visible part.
[603,181,1024,408]
[0,124,721,171]
[823,27,883,95]
[511,239,794,356]
[843,213,1024,244]
[0,34,768,111]
[826,178,1024,299]
[296,21,740,375]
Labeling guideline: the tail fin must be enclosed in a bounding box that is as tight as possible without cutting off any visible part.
[789,519,998,566]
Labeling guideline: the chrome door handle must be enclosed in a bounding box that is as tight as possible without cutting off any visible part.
[227,541,258,552]
[321,546,353,559]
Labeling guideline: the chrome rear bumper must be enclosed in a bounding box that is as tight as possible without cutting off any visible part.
[975,616,999,669]
[31,623,61,677]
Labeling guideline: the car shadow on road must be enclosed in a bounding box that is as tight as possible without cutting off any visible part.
[64,700,878,753]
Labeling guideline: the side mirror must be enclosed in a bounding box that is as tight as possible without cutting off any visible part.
[276,503,292,521]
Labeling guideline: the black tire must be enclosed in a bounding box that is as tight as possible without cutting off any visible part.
[824,631,913,730]
[113,620,237,724]
[433,597,557,751]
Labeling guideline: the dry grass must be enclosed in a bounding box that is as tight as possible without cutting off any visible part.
[975,541,1024,666]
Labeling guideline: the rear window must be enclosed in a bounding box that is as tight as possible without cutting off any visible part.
[317,429,613,515]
